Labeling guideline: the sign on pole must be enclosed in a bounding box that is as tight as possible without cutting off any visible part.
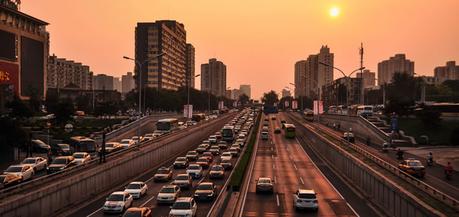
[292,100,298,110]
[284,101,290,108]
[218,101,224,110]
[313,100,324,115]
[183,104,193,118]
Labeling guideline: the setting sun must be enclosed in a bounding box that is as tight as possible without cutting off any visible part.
[329,6,340,17]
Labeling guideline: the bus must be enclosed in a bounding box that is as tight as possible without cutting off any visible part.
[304,110,314,122]
[69,136,97,155]
[284,124,296,139]
[156,118,179,133]
[221,125,235,143]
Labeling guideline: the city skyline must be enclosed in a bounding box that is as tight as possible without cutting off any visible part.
[21,0,459,99]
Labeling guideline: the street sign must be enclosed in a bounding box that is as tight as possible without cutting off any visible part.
[284,101,290,108]
[313,100,324,115]
[292,100,298,109]
[183,104,193,118]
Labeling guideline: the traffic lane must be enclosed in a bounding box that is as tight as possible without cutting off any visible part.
[243,129,278,216]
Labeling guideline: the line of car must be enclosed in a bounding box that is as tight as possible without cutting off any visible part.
[100,108,257,217]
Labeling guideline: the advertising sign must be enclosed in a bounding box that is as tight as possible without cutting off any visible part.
[0,62,19,96]
[284,100,290,108]
[218,101,224,110]
[183,104,193,118]
[313,100,324,115]
[292,100,298,110]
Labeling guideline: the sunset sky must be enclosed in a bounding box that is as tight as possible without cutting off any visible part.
[22,0,459,99]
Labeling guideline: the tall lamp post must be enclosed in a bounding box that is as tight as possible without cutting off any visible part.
[186,74,200,118]
[289,83,303,111]
[123,53,164,144]
[318,62,364,111]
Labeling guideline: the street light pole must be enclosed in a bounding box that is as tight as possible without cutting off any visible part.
[187,74,200,119]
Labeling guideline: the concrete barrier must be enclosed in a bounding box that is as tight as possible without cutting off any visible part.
[0,114,234,217]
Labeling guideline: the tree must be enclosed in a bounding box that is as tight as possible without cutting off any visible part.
[239,94,250,106]
[385,72,420,115]
[55,99,75,124]
[6,95,32,119]
[262,90,279,106]
[0,117,28,149]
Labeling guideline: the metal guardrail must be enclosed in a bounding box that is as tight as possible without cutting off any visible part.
[310,118,459,212]
[0,114,216,198]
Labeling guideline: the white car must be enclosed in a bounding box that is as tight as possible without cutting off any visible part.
[169,197,197,217]
[120,139,135,148]
[21,157,48,172]
[124,181,148,199]
[157,185,181,204]
[152,130,163,137]
[103,191,133,214]
[3,165,34,181]
[131,136,143,144]
[143,133,155,141]
[235,138,245,147]
[172,174,193,189]
[261,131,269,140]
[293,189,318,211]
[186,164,203,179]
[72,152,91,165]
[209,135,218,144]
[221,152,233,161]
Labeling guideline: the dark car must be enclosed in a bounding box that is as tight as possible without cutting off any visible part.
[274,128,281,134]
[31,139,51,153]
[256,177,274,193]
[196,157,210,169]
[173,157,189,169]
[47,156,75,174]
[194,182,216,201]
[51,143,72,156]
[0,174,22,189]
[122,207,152,217]
[221,159,233,170]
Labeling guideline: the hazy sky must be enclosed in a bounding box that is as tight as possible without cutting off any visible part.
[22,0,459,99]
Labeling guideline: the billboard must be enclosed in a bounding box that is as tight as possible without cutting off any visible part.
[284,100,290,108]
[0,30,16,61]
[0,62,19,96]
[21,36,44,97]
[313,100,324,115]
[292,100,298,109]
[183,104,193,118]
[218,101,224,110]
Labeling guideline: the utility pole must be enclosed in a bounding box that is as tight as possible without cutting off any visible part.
[359,42,365,105]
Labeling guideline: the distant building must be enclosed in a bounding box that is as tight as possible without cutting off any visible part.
[434,61,459,84]
[294,46,334,99]
[0,4,49,99]
[93,74,114,90]
[418,76,437,85]
[47,86,121,104]
[239,84,251,99]
[282,89,291,98]
[356,69,376,89]
[377,54,414,86]
[322,77,362,108]
[135,20,187,90]
[230,89,240,100]
[113,77,121,92]
[47,54,93,91]
[122,72,135,94]
[186,43,195,88]
[201,58,227,97]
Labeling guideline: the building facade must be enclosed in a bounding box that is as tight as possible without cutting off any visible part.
[239,84,251,99]
[135,20,187,91]
[122,72,135,94]
[434,61,459,84]
[356,69,376,89]
[322,77,362,108]
[93,74,114,90]
[294,60,307,98]
[113,77,121,92]
[186,43,195,88]
[377,54,414,86]
[47,54,93,91]
[0,3,49,99]
[201,58,227,97]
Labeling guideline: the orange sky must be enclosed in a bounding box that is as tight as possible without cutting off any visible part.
[22,0,459,99]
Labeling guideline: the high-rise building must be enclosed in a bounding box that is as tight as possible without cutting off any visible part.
[135,20,187,91]
[282,89,291,98]
[294,46,334,99]
[434,61,459,84]
[113,77,121,92]
[356,69,376,89]
[377,54,414,86]
[0,3,49,99]
[201,58,227,97]
[93,74,114,90]
[122,72,135,94]
[186,43,195,88]
[239,84,251,99]
[47,54,93,90]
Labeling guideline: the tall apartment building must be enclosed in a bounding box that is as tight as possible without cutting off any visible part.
[186,43,195,88]
[47,54,93,90]
[434,61,459,84]
[377,54,414,86]
[356,69,376,89]
[135,20,187,91]
[201,58,227,97]
[239,84,251,99]
[122,72,135,94]
[93,74,114,90]
[0,3,49,99]
[294,46,334,99]
[113,77,121,92]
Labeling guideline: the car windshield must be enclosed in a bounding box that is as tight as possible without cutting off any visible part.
[222,153,231,156]
[211,166,223,171]
[58,144,69,149]
[5,167,22,172]
[52,158,68,164]
[126,183,142,189]
[73,153,85,158]
[188,165,200,170]
[259,179,271,184]
[172,201,191,209]
[176,175,189,180]
[22,159,36,164]
[176,157,186,161]
[197,184,213,190]
[408,161,422,167]
[105,143,115,148]
[107,194,124,201]
[160,187,176,193]
[197,159,207,163]
[299,193,316,199]
[187,151,197,155]
[121,140,131,144]
[123,210,142,217]
[157,169,169,174]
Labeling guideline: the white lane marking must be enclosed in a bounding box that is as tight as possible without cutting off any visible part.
[293,163,298,170]
[300,177,304,185]
[295,138,360,217]
[86,207,102,217]
[271,154,274,159]
[141,196,155,207]
[276,194,280,207]
[273,164,276,169]
[274,176,277,183]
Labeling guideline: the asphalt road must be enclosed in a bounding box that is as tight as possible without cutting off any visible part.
[69,116,249,217]
[241,113,358,217]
